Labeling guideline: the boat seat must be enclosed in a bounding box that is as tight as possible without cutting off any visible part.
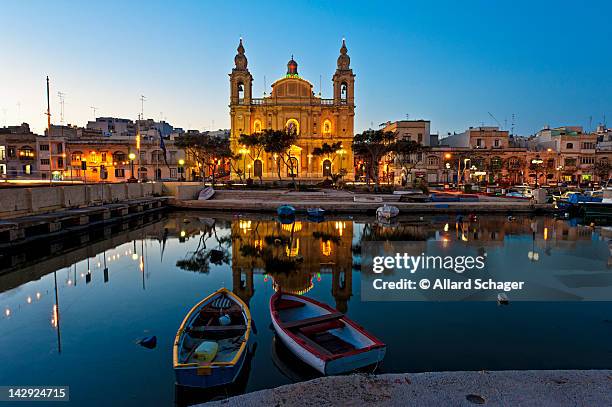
[190,324,246,333]
[276,299,306,311]
[281,312,343,330]
[299,319,344,336]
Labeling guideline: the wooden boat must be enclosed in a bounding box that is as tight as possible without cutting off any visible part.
[277,205,296,217]
[270,292,386,375]
[174,288,252,388]
[198,187,215,200]
[306,207,325,218]
[376,204,399,219]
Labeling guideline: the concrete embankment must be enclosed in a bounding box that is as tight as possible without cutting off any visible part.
[202,370,612,406]
[168,189,552,214]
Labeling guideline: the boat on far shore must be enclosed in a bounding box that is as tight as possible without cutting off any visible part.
[198,187,215,200]
[277,205,296,217]
[376,204,399,219]
[307,208,325,218]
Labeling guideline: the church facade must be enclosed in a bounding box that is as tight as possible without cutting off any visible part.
[229,39,355,181]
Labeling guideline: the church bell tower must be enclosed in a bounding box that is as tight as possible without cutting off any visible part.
[332,39,355,105]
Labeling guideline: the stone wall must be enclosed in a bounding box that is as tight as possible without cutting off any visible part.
[0,182,164,219]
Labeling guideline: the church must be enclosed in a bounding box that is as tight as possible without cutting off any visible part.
[229,39,355,182]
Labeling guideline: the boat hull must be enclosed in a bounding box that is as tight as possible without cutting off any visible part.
[174,346,247,388]
[173,288,251,388]
[270,293,385,375]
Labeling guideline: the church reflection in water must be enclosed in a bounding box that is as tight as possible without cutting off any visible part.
[230,219,353,313]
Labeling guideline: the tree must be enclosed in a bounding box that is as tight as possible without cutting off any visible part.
[239,132,266,184]
[259,129,299,185]
[175,132,232,185]
[594,160,611,183]
[312,142,343,180]
[391,139,429,186]
[352,130,396,189]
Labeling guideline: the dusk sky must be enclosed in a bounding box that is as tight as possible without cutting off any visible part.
[2,0,611,137]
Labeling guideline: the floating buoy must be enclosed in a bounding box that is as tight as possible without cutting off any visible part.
[137,335,157,349]
[497,293,509,305]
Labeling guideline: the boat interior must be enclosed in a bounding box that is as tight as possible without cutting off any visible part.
[179,294,247,365]
[274,295,374,356]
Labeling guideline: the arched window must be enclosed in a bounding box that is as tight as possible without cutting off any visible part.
[285,119,300,135]
[322,159,332,177]
[340,83,348,102]
[566,142,573,149]
[253,120,262,133]
[491,157,503,169]
[254,159,263,178]
[287,157,299,177]
[322,120,332,136]
[237,82,244,101]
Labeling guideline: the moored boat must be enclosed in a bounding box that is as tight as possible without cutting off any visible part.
[174,288,252,388]
[198,187,215,200]
[270,292,386,375]
[376,204,399,219]
[277,205,296,217]
[306,207,325,218]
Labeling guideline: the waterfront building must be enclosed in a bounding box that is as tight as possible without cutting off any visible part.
[229,39,356,181]
[0,123,39,180]
[86,117,136,138]
[381,120,433,146]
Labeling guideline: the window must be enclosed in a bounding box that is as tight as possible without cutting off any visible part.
[170,168,177,178]
[494,139,500,147]
[581,157,595,165]
[427,156,438,166]
[566,143,574,149]
[100,165,108,180]
[476,139,483,148]
[582,142,595,149]
[23,164,31,175]
[322,120,332,136]
[112,151,126,164]
[170,151,176,162]
[491,157,503,169]
[18,147,34,159]
[7,147,15,158]
[114,168,125,178]
[101,152,107,162]
[253,120,262,133]
[71,152,83,163]
[39,144,49,151]
[57,157,64,168]
[56,144,63,154]
[0,146,5,160]
[285,119,300,135]
[254,159,263,178]
[340,82,348,102]
[322,159,332,177]
[41,158,50,165]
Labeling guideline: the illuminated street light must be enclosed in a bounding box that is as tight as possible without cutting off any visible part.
[178,159,185,181]
[128,152,137,182]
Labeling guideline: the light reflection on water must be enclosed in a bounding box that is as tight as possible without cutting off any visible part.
[0,212,611,406]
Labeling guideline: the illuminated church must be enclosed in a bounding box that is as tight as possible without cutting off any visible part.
[229,39,355,181]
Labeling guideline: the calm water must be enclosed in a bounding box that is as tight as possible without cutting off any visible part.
[1,211,612,406]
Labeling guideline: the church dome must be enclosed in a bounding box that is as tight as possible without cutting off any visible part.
[287,56,298,76]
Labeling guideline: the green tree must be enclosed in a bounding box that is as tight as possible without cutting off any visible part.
[239,132,266,184]
[175,132,232,185]
[594,160,611,182]
[259,129,299,185]
[352,130,395,189]
[391,139,429,186]
[312,142,343,180]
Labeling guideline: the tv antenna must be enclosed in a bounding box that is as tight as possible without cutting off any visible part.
[139,95,147,120]
[57,91,66,124]
[90,106,98,120]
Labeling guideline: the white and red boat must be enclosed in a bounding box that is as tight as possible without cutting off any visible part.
[270,292,386,375]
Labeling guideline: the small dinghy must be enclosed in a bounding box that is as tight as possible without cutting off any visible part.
[174,288,252,388]
[307,208,325,218]
[376,204,399,220]
[198,187,215,200]
[277,205,296,217]
[270,292,386,375]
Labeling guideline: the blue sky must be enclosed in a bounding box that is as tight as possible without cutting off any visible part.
[2,0,611,136]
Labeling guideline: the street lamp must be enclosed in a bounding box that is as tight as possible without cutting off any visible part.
[128,152,136,182]
[247,163,252,179]
[178,159,185,181]
[531,156,544,188]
